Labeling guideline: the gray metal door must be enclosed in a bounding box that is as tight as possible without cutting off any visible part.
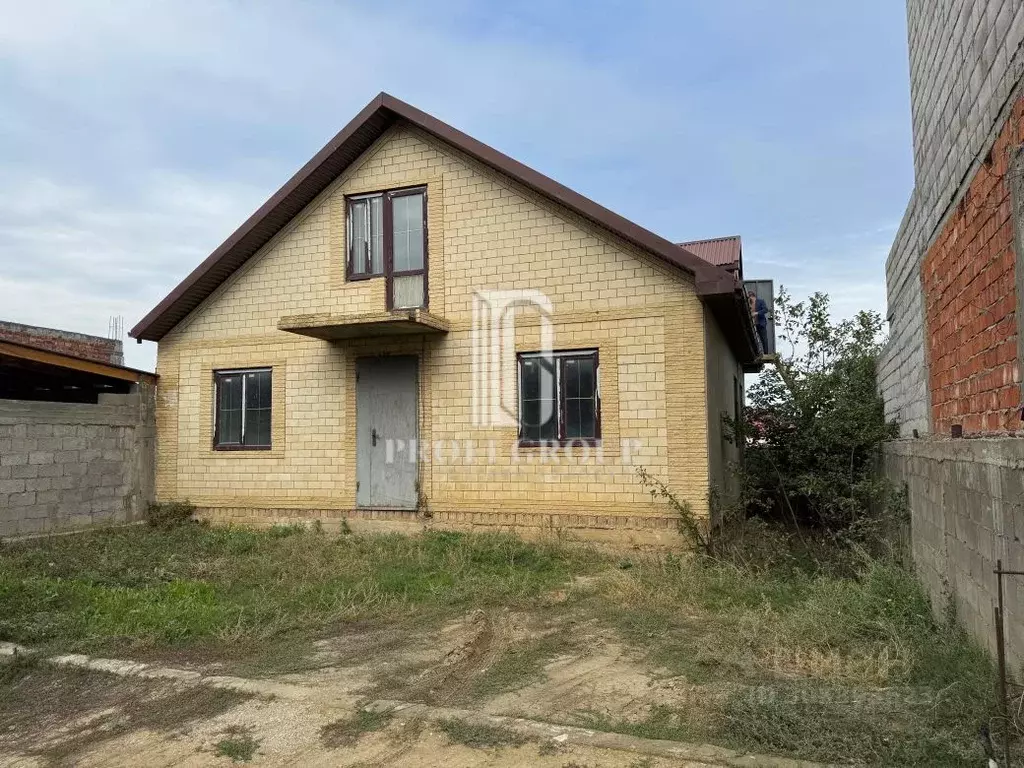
[356,356,419,508]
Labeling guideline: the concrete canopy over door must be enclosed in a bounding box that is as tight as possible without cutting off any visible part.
[355,355,419,509]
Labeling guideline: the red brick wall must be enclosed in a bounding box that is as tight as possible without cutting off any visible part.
[0,322,122,366]
[922,98,1024,435]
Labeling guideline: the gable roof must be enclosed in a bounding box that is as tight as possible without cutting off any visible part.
[678,235,742,272]
[130,93,756,362]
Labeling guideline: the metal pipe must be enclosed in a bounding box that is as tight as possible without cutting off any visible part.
[996,559,1012,767]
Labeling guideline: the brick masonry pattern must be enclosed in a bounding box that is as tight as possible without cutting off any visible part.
[0,395,154,538]
[154,123,742,537]
[0,321,123,366]
[922,94,1024,435]
[885,438,1024,670]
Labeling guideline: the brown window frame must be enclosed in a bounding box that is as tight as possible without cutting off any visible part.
[213,367,272,451]
[345,186,428,310]
[516,349,601,447]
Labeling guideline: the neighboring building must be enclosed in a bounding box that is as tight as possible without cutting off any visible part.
[131,93,761,545]
[678,235,743,276]
[880,2,1024,668]
[0,320,124,367]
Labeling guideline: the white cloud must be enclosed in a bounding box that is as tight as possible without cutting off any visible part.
[0,0,710,376]
[0,0,909,372]
[0,170,266,369]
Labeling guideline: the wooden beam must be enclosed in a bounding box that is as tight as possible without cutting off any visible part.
[0,341,155,384]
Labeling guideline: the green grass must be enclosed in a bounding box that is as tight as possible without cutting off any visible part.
[435,717,526,749]
[0,525,592,660]
[321,708,394,747]
[214,728,259,762]
[0,523,1002,766]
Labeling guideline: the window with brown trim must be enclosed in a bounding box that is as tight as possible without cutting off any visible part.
[214,368,271,449]
[517,350,600,445]
[346,186,427,309]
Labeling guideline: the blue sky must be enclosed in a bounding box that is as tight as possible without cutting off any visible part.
[0,1,912,370]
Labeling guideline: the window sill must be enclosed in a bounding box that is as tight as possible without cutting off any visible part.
[517,439,602,449]
[213,444,273,452]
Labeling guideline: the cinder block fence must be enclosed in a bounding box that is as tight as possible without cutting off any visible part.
[0,392,155,538]
[885,439,1024,672]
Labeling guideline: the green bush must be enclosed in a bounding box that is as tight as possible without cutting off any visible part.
[144,500,196,529]
[730,290,902,545]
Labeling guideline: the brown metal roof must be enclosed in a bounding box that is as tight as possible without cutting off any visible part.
[677,235,742,270]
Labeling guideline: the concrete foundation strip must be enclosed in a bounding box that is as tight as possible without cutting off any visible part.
[0,642,830,768]
[363,699,828,768]
[0,642,321,702]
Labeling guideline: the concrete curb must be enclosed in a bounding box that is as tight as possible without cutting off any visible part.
[0,643,832,767]
[0,642,334,703]
[366,699,831,768]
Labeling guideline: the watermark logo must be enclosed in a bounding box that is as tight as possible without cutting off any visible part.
[471,289,553,428]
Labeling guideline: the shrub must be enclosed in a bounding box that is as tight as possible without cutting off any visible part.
[729,289,902,545]
[637,466,711,555]
[144,500,196,529]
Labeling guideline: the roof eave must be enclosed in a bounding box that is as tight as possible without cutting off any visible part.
[698,279,760,366]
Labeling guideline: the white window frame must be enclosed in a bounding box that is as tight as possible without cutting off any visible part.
[346,192,384,277]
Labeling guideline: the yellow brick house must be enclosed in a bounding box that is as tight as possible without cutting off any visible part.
[131,93,762,546]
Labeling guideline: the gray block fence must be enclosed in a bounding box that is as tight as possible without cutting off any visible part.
[885,438,1024,673]
[0,392,155,538]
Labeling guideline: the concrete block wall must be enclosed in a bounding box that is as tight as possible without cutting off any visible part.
[0,320,124,366]
[881,0,1024,436]
[0,392,154,538]
[882,1,1024,676]
[879,197,930,435]
[885,438,1024,672]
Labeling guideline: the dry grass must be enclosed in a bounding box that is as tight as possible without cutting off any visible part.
[0,524,1003,766]
[321,708,394,748]
[434,717,526,749]
[579,552,998,766]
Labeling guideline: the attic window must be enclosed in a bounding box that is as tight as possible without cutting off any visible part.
[347,194,384,277]
[346,187,428,309]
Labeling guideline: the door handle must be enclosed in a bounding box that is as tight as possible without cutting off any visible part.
[371,428,378,447]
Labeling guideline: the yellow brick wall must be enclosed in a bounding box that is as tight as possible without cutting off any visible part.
[155,122,713,542]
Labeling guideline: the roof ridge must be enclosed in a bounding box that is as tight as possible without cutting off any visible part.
[677,235,742,245]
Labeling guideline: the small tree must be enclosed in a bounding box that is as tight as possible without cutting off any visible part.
[732,289,901,543]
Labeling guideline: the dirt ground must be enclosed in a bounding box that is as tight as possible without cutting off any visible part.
[0,608,775,768]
